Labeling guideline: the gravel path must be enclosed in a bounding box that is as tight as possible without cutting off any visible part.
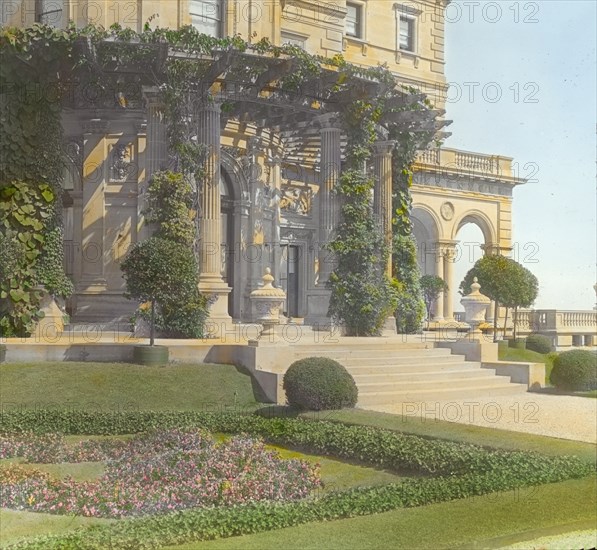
[500,529,597,549]
[366,393,597,443]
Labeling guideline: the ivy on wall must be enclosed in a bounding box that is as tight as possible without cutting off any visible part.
[0,21,441,335]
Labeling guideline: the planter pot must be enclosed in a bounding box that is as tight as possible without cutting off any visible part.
[497,340,509,353]
[0,345,6,363]
[508,338,526,350]
[133,345,169,367]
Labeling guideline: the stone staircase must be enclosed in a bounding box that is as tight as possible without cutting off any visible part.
[290,340,528,407]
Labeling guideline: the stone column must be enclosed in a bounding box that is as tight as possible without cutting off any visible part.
[318,122,341,285]
[432,244,444,322]
[442,245,456,322]
[196,102,231,329]
[79,119,108,291]
[144,87,168,179]
[373,141,396,277]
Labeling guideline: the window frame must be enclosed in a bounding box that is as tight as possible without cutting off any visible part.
[398,14,416,53]
[190,0,224,38]
[345,1,365,40]
[280,31,308,49]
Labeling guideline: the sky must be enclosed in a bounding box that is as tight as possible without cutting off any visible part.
[440,0,596,310]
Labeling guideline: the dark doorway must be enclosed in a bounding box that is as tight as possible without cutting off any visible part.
[281,244,300,318]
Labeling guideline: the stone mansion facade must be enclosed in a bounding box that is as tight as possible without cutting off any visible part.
[3,1,525,329]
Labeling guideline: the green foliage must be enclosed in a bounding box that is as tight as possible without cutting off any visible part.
[121,237,206,342]
[328,103,397,336]
[525,333,553,354]
[550,350,597,391]
[459,255,539,339]
[420,275,448,325]
[0,411,593,550]
[392,235,425,333]
[145,171,196,247]
[283,357,358,410]
[327,168,397,335]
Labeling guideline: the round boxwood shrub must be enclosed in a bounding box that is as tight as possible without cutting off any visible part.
[550,350,597,391]
[283,357,358,410]
[525,333,552,354]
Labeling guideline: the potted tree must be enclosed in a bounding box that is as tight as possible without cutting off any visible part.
[420,275,448,330]
[121,237,200,366]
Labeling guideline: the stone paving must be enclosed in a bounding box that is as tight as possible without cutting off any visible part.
[366,393,597,444]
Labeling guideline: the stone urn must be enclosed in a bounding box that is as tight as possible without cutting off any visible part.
[250,268,286,344]
[460,277,491,337]
[32,286,64,340]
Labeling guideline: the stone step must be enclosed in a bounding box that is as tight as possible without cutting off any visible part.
[292,348,453,360]
[351,367,495,384]
[357,374,512,393]
[356,383,528,406]
[344,361,481,374]
[337,354,466,367]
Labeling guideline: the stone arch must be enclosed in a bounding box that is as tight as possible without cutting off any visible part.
[411,204,442,276]
[451,210,497,246]
[220,150,250,202]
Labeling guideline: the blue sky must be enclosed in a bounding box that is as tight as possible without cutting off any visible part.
[442,0,596,310]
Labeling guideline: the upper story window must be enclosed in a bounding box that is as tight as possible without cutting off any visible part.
[190,0,222,37]
[399,15,415,52]
[35,0,64,26]
[281,32,307,49]
[345,3,363,39]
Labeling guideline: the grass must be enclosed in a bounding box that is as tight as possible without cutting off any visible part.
[498,347,556,381]
[0,362,261,411]
[0,458,105,482]
[163,476,597,550]
[295,408,597,464]
[0,508,112,546]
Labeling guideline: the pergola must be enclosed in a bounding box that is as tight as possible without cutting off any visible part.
[65,39,451,325]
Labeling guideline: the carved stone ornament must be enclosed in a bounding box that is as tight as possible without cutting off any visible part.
[111,144,132,181]
[440,201,455,221]
[280,184,312,216]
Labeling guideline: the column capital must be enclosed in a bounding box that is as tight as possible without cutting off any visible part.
[142,86,164,107]
[315,113,342,131]
[195,101,222,115]
[373,140,396,156]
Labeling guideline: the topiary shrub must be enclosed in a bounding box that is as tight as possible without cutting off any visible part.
[550,350,597,391]
[283,357,358,411]
[525,333,552,354]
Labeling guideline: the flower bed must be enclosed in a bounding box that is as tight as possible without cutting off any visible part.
[0,429,321,518]
[0,410,594,550]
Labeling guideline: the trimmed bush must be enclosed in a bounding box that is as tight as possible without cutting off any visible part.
[525,333,552,354]
[283,357,358,410]
[550,350,597,391]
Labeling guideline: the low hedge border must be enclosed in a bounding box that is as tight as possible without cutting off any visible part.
[1,410,594,550]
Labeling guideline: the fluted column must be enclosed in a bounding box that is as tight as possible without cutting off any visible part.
[432,243,444,322]
[196,102,231,328]
[442,245,456,321]
[318,123,341,285]
[373,141,396,277]
[144,89,167,179]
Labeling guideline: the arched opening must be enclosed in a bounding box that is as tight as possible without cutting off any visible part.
[220,167,236,318]
[453,221,485,314]
[411,207,440,276]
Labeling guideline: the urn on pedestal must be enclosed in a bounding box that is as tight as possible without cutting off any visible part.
[250,268,286,345]
[460,277,491,338]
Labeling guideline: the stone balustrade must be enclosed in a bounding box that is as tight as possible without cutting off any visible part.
[415,147,515,179]
[515,309,597,348]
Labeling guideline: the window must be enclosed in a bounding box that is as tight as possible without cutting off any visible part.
[190,0,222,38]
[345,3,362,38]
[281,32,307,48]
[35,0,64,26]
[399,15,415,52]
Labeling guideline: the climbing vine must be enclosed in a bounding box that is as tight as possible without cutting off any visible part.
[0,21,440,335]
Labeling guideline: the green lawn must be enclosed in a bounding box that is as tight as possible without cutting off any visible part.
[164,477,597,550]
[0,508,112,546]
[0,362,261,411]
[498,347,556,381]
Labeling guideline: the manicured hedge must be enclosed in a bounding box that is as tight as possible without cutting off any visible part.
[550,350,597,391]
[525,333,552,354]
[1,410,594,549]
[283,357,358,410]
